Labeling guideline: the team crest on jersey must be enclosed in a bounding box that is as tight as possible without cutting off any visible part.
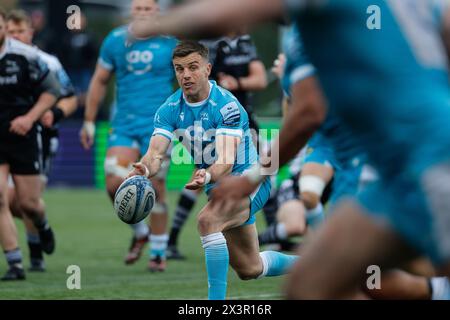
[200,112,209,121]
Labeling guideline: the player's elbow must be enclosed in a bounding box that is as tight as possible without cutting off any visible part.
[60,96,78,117]
[256,76,268,90]
[248,62,268,90]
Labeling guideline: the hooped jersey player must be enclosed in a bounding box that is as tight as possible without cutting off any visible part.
[0,37,60,174]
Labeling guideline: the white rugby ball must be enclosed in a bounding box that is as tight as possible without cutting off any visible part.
[114,175,155,224]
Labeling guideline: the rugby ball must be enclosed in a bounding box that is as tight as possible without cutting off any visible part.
[114,175,155,224]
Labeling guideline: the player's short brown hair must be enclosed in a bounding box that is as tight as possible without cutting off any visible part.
[7,9,32,26]
[172,40,209,61]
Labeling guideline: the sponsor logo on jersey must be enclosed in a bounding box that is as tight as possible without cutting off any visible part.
[0,75,18,85]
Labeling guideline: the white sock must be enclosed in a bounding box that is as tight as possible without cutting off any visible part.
[201,232,226,248]
[275,223,288,240]
[431,277,450,300]
[130,220,149,239]
[150,234,169,249]
[150,234,169,259]
[257,251,270,279]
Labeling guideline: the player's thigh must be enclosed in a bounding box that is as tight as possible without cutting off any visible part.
[224,223,262,276]
[288,199,418,298]
[106,147,140,165]
[401,257,436,277]
[150,177,167,203]
[12,174,42,204]
[0,165,10,208]
[197,198,251,234]
[105,146,140,179]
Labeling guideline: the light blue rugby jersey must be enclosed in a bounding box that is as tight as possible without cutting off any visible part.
[153,80,258,191]
[286,0,450,176]
[99,26,177,134]
[432,0,450,25]
[281,23,364,165]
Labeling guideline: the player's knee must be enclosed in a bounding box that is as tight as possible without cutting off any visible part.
[0,190,7,211]
[18,197,42,217]
[235,265,261,281]
[106,182,119,199]
[299,175,326,210]
[104,156,132,179]
[197,213,219,235]
[288,222,306,236]
[300,191,320,210]
[152,202,167,215]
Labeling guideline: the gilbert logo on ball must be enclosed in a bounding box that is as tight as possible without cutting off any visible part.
[114,175,155,224]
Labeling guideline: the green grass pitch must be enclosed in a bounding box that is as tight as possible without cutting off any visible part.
[0,189,284,299]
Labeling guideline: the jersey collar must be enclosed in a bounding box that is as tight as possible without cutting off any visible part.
[183,81,213,107]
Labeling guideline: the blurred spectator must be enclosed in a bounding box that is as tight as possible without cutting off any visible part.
[59,13,99,116]
[30,9,51,51]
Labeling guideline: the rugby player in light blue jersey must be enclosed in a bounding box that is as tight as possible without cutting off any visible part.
[129,0,450,300]
[79,0,177,271]
[128,41,297,300]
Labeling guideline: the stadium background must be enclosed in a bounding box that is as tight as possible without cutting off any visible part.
[0,0,289,299]
[4,0,288,190]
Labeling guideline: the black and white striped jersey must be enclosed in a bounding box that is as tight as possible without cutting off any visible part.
[0,38,60,135]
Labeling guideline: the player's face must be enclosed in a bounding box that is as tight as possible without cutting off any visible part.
[131,0,159,19]
[6,21,33,45]
[173,53,212,100]
[0,16,5,47]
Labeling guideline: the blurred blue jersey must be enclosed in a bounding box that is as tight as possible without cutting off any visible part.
[281,22,365,165]
[287,0,450,175]
[99,26,177,135]
[286,0,450,264]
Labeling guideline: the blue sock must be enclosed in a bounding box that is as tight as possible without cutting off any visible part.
[259,251,298,277]
[201,232,229,300]
[150,234,168,260]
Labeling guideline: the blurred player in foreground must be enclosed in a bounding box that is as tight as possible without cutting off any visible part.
[128,41,297,300]
[80,0,177,271]
[130,0,450,299]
